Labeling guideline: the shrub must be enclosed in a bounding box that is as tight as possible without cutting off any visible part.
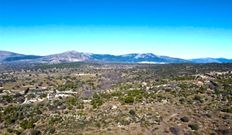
[48,116,61,125]
[29,129,42,135]
[58,81,77,91]
[45,127,56,134]
[20,119,35,129]
[194,95,204,103]
[91,93,104,108]
[2,95,13,102]
[122,90,145,104]
[123,96,134,104]
[129,110,136,116]
[188,123,199,130]
[127,90,144,97]
[221,107,232,113]
[180,116,189,122]
[65,97,84,109]
[170,126,180,135]
[3,105,18,124]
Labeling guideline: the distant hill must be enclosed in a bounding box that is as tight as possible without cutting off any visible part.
[41,51,189,63]
[190,58,232,63]
[0,50,231,64]
[0,51,42,63]
[41,51,92,63]
[0,51,23,61]
[90,53,189,63]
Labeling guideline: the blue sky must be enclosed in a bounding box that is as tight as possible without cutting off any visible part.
[0,0,232,58]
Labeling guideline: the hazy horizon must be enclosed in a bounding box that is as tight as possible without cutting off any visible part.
[1,0,232,59]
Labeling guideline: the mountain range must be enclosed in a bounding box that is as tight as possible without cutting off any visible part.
[0,50,231,64]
